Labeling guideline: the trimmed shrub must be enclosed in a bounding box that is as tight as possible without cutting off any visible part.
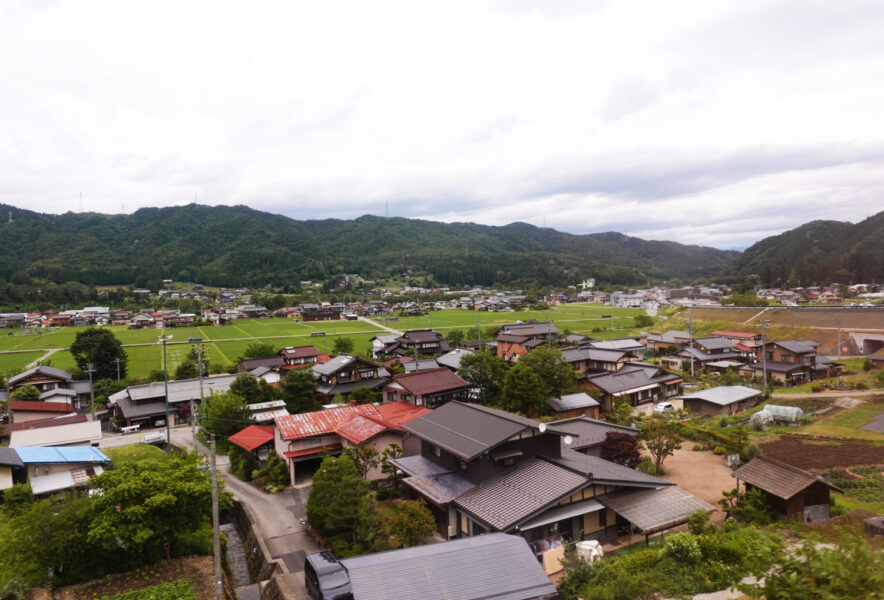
[692,444,704,451]
[713,446,727,455]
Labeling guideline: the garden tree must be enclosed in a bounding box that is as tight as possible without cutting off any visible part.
[306,455,379,556]
[482,325,500,342]
[229,374,276,404]
[640,419,682,473]
[8,385,39,401]
[445,328,465,346]
[148,368,166,382]
[241,341,276,360]
[501,362,548,416]
[634,314,654,328]
[69,327,127,380]
[1,483,34,515]
[279,368,322,413]
[518,347,577,400]
[332,336,355,355]
[607,399,637,426]
[380,443,405,494]
[599,432,641,468]
[91,378,129,409]
[343,445,380,479]
[718,487,773,525]
[387,499,436,548]
[720,367,741,386]
[88,452,230,561]
[198,392,252,448]
[173,360,199,380]
[0,493,111,587]
[458,348,508,406]
[861,358,873,371]
[350,386,373,404]
[228,444,259,482]
[255,450,290,488]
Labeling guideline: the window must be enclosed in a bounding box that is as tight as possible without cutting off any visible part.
[359,369,375,379]
[431,445,441,457]
[303,437,323,448]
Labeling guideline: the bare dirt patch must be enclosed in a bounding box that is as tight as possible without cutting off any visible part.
[651,441,735,523]
[43,555,216,600]
[759,437,884,471]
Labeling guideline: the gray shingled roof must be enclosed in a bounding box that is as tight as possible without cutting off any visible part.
[680,347,744,361]
[436,348,474,371]
[693,337,735,351]
[454,457,587,531]
[9,365,73,386]
[561,347,627,364]
[600,486,714,533]
[549,448,671,488]
[403,358,440,372]
[109,374,239,419]
[550,417,639,450]
[773,340,816,354]
[0,447,24,468]
[586,364,680,395]
[589,339,644,352]
[340,533,557,600]
[680,385,762,406]
[403,401,557,460]
[549,392,600,413]
[732,455,842,499]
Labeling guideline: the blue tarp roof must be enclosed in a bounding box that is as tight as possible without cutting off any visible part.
[15,446,110,464]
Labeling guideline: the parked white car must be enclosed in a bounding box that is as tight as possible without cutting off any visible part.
[653,401,674,414]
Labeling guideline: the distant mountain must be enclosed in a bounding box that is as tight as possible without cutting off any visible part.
[0,204,739,289]
[725,210,884,286]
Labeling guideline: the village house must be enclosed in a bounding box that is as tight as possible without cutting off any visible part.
[436,347,474,372]
[496,322,559,362]
[0,447,24,492]
[375,329,452,358]
[732,455,843,522]
[583,363,683,414]
[740,340,841,384]
[645,330,691,354]
[5,366,93,413]
[382,367,471,408]
[677,336,744,371]
[562,346,631,375]
[547,392,601,419]
[680,385,763,416]
[312,354,390,401]
[279,345,321,368]
[392,401,712,550]
[548,417,640,457]
[13,446,110,496]
[272,401,430,483]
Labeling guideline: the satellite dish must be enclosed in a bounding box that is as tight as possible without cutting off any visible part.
[564,435,573,445]
[538,423,547,433]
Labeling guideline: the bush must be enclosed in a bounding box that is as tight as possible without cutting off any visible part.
[853,382,868,390]
[713,446,727,455]
[810,384,823,392]
[692,443,704,452]
[739,443,760,464]
[100,579,197,600]
[862,358,874,371]
[663,533,703,564]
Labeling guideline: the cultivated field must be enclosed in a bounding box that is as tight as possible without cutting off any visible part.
[682,307,884,330]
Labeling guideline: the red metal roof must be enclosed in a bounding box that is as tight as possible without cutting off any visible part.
[735,342,755,352]
[10,413,88,431]
[9,401,75,413]
[386,368,470,397]
[336,414,389,444]
[274,401,429,442]
[229,425,275,452]
[285,444,341,458]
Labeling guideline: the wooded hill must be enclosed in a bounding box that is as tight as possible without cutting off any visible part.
[724,210,884,286]
[0,204,738,289]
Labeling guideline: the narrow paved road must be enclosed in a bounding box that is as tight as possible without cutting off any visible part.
[25,347,60,368]
[359,315,402,335]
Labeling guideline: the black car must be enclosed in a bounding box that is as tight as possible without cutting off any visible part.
[304,551,354,600]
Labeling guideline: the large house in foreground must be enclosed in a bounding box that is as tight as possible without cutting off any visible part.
[392,401,712,549]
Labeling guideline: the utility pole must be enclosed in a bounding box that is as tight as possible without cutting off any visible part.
[85,363,96,418]
[159,334,172,450]
[475,304,482,346]
[837,317,844,387]
[195,345,207,444]
[760,320,770,390]
[210,435,223,600]
[113,357,122,381]
[687,317,695,378]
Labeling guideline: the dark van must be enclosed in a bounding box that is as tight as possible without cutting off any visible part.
[304,551,353,600]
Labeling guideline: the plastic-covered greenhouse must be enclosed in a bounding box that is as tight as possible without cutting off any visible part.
[764,404,805,422]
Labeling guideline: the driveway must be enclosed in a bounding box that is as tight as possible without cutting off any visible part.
[650,441,735,523]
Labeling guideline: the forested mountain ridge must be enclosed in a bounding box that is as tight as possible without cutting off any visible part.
[724,210,884,286]
[0,204,739,288]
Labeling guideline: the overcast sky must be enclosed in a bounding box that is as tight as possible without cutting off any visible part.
[2,1,883,250]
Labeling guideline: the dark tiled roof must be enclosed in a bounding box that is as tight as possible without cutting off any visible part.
[732,455,843,499]
[549,448,670,487]
[239,356,284,370]
[400,329,447,343]
[403,359,440,372]
[550,417,639,450]
[600,486,714,533]
[693,337,735,351]
[387,368,470,396]
[403,402,560,460]
[741,361,805,373]
[0,447,24,468]
[340,533,556,600]
[280,345,320,358]
[9,365,73,386]
[773,340,816,354]
[586,364,681,395]
[313,354,382,376]
[548,392,600,413]
[561,347,627,364]
[455,457,587,530]
[436,348,474,371]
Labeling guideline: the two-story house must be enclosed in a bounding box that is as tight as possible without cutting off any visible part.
[6,366,93,413]
[392,401,711,549]
[280,345,321,368]
[583,363,683,413]
[677,336,745,372]
[561,346,631,376]
[645,330,691,355]
[740,340,840,384]
[376,329,452,358]
[382,368,471,408]
[496,323,560,363]
[312,354,390,401]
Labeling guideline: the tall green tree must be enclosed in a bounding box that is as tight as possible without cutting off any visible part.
[387,499,436,548]
[241,341,276,360]
[343,445,380,479]
[501,362,548,415]
[199,391,252,445]
[518,346,577,400]
[229,374,276,404]
[70,327,127,380]
[332,336,355,355]
[173,360,199,380]
[279,368,321,413]
[306,455,378,556]
[88,452,229,560]
[640,419,682,473]
[458,349,508,405]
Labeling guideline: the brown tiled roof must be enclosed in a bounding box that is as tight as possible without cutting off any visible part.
[10,413,87,431]
[9,401,75,413]
[387,368,469,396]
[239,356,284,370]
[732,455,843,499]
[400,329,446,343]
[280,345,320,358]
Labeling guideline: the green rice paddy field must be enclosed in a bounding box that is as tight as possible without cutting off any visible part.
[0,305,645,379]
